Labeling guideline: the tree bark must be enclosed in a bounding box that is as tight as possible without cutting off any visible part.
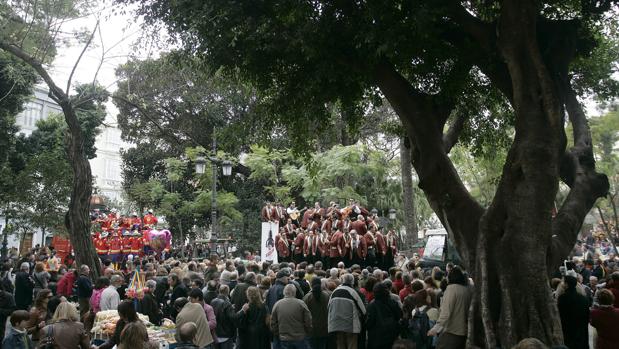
[399,137,417,248]
[0,41,102,278]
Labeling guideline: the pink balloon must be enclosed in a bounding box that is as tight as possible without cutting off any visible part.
[148,229,172,253]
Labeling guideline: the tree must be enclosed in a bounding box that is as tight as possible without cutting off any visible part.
[1,0,106,277]
[124,1,619,345]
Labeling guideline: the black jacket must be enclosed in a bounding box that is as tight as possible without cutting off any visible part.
[558,288,590,349]
[14,271,34,310]
[0,291,16,338]
[138,293,162,326]
[234,304,270,349]
[211,295,236,338]
[366,297,402,349]
[170,283,189,304]
[75,274,93,298]
[230,281,256,311]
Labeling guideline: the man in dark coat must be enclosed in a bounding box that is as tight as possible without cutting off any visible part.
[557,273,590,349]
[169,273,189,319]
[15,262,34,310]
[230,272,256,311]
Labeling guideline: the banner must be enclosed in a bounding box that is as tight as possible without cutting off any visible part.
[261,222,279,263]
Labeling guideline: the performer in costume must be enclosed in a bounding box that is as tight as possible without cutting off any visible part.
[122,233,132,260]
[375,227,387,270]
[108,233,122,266]
[287,201,302,226]
[261,202,277,223]
[385,229,398,270]
[329,229,344,268]
[350,230,367,267]
[275,228,291,263]
[274,202,286,226]
[130,232,143,256]
[283,218,296,236]
[142,209,158,228]
[303,230,319,264]
[95,232,109,259]
[341,229,353,266]
[351,214,368,236]
[364,230,377,267]
[292,229,305,264]
[129,212,142,231]
[317,230,330,268]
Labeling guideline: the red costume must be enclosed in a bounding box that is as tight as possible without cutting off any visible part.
[303,233,319,257]
[275,233,290,258]
[131,236,143,254]
[351,218,367,236]
[261,205,277,222]
[351,235,367,260]
[122,236,132,254]
[386,231,398,255]
[293,232,305,256]
[329,231,343,258]
[109,237,122,254]
[143,213,158,227]
[95,237,109,255]
[375,232,387,256]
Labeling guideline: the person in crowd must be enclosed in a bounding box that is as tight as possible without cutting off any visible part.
[175,322,201,349]
[175,297,215,349]
[169,273,189,319]
[590,288,619,349]
[606,271,619,307]
[360,276,377,303]
[39,302,90,349]
[15,262,35,310]
[328,273,366,349]
[56,269,76,299]
[427,266,472,349]
[557,272,590,349]
[399,273,413,302]
[0,283,16,339]
[303,277,330,349]
[231,272,256,311]
[100,274,122,311]
[118,321,156,349]
[75,265,93,317]
[32,262,51,296]
[211,284,236,349]
[3,310,34,349]
[204,280,219,305]
[266,269,291,312]
[27,288,52,344]
[138,279,163,326]
[271,284,313,349]
[96,300,143,349]
[85,276,109,330]
[294,270,310,295]
[366,282,402,349]
[234,286,270,349]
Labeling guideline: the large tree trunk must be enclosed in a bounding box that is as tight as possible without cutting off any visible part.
[375,1,609,344]
[399,137,417,248]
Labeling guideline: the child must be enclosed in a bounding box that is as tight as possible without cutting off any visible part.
[3,310,35,349]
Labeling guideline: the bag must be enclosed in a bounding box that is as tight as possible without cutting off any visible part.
[38,325,55,349]
[409,307,431,347]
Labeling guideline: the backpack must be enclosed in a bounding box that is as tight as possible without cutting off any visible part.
[409,307,431,348]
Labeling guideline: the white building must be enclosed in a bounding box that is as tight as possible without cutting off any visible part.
[0,86,126,252]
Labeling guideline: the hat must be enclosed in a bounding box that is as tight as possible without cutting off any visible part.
[276,268,291,279]
[132,212,138,217]
[565,270,578,278]
[100,231,109,238]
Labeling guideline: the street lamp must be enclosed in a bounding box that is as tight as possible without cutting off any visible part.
[194,135,233,242]
[388,208,397,220]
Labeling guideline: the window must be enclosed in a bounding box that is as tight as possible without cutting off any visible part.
[106,129,122,147]
[18,102,43,127]
[104,159,122,181]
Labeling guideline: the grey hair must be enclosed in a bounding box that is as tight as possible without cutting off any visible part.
[341,273,354,286]
[146,279,157,289]
[20,262,30,271]
[330,268,339,277]
[283,284,296,297]
[245,272,256,283]
[110,274,123,284]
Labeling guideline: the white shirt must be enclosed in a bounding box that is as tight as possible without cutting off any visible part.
[99,285,120,311]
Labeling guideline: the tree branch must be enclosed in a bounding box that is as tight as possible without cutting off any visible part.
[374,60,484,268]
[442,113,468,153]
[551,79,609,269]
[66,20,99,95]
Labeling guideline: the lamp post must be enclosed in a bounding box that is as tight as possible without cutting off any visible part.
[195,135,233,241]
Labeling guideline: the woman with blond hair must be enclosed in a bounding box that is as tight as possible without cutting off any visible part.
[235,286,270,349]
[39,302,90,349]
